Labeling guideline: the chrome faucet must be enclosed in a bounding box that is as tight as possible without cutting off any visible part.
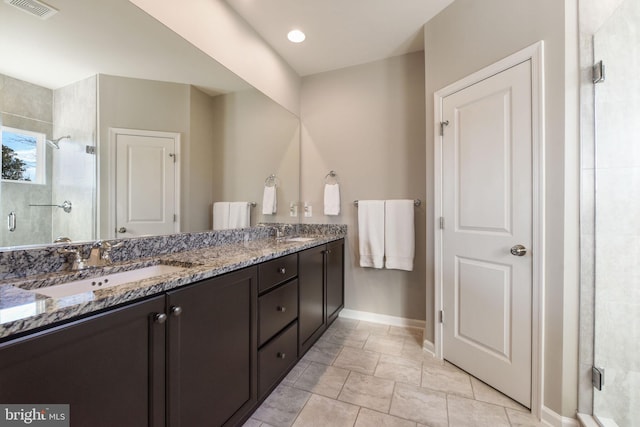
[60,240,123,271]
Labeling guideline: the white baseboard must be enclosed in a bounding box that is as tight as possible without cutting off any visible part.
[423,339,435,355]
[541,406,581,427]
[338,309,426,329]
[576,413,604,427]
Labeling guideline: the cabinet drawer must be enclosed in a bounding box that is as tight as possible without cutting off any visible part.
[258,321,297,398]
[259,279,298,346]
[258,253,298,292]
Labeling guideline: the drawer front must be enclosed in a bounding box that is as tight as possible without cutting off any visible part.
[259,279,298,346]
[258,321,297,398]
[258,253,298,292]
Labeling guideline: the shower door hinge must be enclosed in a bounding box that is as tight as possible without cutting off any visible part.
[173,214,177,222]
[592,366,605,391]
[85,145,96,155]
[592,61,605,84]
[439,217,445,229]
[439,120,449,136]
[439,310,444,323]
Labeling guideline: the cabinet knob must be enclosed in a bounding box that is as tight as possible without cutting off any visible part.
[154,313,167,324]
[276,306,286,313]
[170,306,183,317]
[278,267,286,274]
[277,352,286,359]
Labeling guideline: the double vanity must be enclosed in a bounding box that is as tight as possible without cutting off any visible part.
[0,224,346,426]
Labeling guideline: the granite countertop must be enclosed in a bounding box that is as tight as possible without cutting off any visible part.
[0,234,344,341]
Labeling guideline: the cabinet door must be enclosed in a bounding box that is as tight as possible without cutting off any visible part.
[0,295,166,427]
[298,245,326,354]
[326,239,345,324]
[167,267,257,427]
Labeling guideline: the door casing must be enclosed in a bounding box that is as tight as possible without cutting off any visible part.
[433,41,545,418]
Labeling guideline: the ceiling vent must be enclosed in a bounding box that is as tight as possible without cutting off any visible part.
[4,0,58,19]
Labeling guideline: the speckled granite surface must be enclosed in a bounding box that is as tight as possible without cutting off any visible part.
[0,224,346,340]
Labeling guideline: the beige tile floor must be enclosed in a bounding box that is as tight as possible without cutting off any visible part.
[244,317,545,427]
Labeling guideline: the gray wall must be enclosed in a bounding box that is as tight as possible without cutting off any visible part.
[211,89,300,226]
[97,75,191,237]
[423,0,578,417]
[300,51,427,322]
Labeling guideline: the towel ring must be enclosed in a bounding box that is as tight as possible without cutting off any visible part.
[265,174,279,187]
[324,170,339,185]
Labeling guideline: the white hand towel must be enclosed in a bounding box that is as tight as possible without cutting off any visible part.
[262,186,277,214]
[213,202,230,230]
[324,183,341,215]
[384,200,415,271]
[229,202,250,229]
[358,200,385,268]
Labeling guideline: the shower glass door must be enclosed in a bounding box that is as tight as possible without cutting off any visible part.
[593,0,640,425]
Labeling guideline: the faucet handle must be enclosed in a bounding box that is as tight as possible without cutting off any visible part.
[103,240,124,250]
[59,247,80,258]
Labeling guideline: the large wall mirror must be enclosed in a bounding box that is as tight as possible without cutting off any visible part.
[0,0,300,249]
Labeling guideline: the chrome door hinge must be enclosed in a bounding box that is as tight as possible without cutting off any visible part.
[439,310,444,323]
[173,214,177,222]
[439,217,445,229]
[439,120,449,136]
[592,366,605,391]
[592,61,605,84]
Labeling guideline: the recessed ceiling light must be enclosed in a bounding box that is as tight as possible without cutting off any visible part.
[287,29,306,43]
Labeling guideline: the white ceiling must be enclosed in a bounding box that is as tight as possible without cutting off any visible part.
[224,0,455,76]
[0,0,249,93]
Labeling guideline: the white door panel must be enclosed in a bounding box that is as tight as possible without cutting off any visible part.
[442,60,532,407]
[115,131,178,237]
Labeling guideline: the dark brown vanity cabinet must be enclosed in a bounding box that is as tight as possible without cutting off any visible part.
[0,267,258,427]
[167,267,258,427]
[298,239,345,355]
[0,295,167,427]
[257,254,299,398]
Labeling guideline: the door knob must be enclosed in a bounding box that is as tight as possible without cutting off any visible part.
[510,245,527,256]
[118,227,127,233]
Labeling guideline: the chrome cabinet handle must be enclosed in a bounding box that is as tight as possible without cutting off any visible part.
[154,313,167,324]
[510,245,527,256]
[170,306,183,317]
[278,267,286,274]
[276,306,286,312]
[117,227,127,233]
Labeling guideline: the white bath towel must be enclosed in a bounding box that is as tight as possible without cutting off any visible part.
[358,200,385,268]
[384,199,415,271]
[213,202,230,230]
[262,185,277,215]
[324,183,341,215]
[229,202,251,229]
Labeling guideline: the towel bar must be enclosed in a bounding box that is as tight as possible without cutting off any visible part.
[354,199,421,207]
[324,170,339,184]
[264,174,279,187]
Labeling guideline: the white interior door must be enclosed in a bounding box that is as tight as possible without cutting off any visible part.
[441,60,533,408]
[115,130,179,238]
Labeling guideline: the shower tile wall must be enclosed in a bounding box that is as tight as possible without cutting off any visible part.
[591,0,640,424]
[0,74,54,246]
[52,76,96,242]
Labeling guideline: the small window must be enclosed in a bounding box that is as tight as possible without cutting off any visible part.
[1,126,46,184]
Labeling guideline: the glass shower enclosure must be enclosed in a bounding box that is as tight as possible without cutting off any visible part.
[592,0,640,425]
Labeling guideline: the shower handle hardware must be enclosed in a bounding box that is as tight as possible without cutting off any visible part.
[29,200,72,213]
[7,212,16,232]
[510,244,527,256]
[117,227,127,234]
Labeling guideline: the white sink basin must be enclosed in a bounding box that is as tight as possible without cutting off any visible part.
[284,237,316,242]
[33,264,185,298]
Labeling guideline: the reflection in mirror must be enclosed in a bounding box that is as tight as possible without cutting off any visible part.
[0,0,300,249]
